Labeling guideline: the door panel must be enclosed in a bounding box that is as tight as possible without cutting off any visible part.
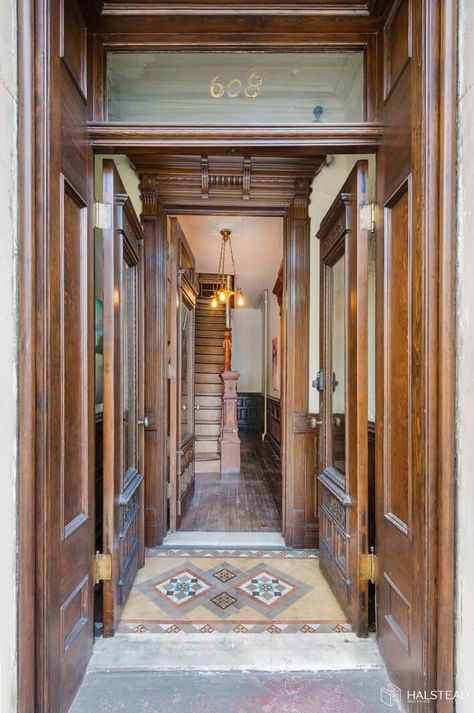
[169,218,198,530]
[317,160,369,637]
[376,0,431,702]
[102,160,145,635]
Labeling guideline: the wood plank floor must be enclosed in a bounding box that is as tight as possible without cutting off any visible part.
[180,432,282,532]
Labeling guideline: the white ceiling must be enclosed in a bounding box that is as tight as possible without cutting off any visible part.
[176,215,283,308]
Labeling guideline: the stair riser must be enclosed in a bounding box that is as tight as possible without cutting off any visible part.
[195,439,220,453]
[195,460,221,474]
[195,354,224,365]
[195,363,223,374]
[195,424,221,437]
[196,409,222,422]
[195,395,222,407]
[195,374,222,385]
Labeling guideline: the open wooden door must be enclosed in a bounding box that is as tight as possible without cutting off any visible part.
[168,218,198,530]
[102,160,145,635]
[316,160,369,637]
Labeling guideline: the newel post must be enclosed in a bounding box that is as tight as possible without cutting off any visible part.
[220,327,241,474]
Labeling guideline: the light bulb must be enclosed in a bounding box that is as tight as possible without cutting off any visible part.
[211,297,218,308]
[237,291,245,306]
[219,291,226,302]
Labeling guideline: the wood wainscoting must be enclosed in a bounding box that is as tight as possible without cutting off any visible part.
[266,397,281,454]
[237,393,263,432]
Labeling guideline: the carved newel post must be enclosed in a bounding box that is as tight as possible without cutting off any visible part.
[220,328,241,474]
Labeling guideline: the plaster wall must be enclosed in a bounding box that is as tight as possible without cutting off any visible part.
[231,308,263,393]
[456,1,474,706]
[0,0,18,710]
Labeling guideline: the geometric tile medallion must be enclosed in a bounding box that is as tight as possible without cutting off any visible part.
[238,570,295,607]
[210,592,238,610]
[235,563,312,619]
[152,568,211,607]
[213,568,238,583]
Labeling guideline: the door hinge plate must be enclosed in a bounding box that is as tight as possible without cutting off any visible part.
[94,201,112,230]
[94,552,112,583]
[360,551,378,583]
[360,201,376,233]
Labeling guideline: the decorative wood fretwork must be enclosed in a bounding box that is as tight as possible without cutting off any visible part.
[132,155,324,210]
[201,155,252,200]
[177,437,195,515]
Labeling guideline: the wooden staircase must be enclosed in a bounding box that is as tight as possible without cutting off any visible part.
[194,295,226,473]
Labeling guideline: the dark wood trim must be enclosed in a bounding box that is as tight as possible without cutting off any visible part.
[237,392,263,432]
[88,123,384,152]
[18,0,36,709]
[141,187,168,547]
[266,395,281,452]
[434,0,457,707]
[99,0,385,17]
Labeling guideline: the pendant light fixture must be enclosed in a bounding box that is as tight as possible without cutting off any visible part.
[211,228,245,308]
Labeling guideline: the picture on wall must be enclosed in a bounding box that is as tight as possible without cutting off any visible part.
[272,336,280,392]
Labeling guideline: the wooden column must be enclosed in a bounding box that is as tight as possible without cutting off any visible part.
[283,178,312,547]
[140,175,168,546]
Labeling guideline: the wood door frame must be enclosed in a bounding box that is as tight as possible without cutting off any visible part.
[17,2,457,712]
[136,156,322,549]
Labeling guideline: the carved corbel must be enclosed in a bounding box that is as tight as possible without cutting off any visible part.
[140,174,160,217]
[201,157,209,200]
[292,178,312,219]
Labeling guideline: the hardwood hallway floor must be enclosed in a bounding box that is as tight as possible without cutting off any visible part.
[180,432,282,532]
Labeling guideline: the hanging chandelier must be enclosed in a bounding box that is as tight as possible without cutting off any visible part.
[211,228,245,309]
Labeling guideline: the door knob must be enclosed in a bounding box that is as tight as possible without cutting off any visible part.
[138,416,150,428]
[309,416,322,429]
[182,404,187,411]
[195,404,200,411]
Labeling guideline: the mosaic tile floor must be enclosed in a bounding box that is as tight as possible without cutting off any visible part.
[118,548,351,635]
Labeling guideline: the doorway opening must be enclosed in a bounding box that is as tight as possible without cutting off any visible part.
[90,150,378,652]
[169,214,284,534]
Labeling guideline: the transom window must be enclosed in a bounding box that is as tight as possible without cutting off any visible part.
[106,51,365,124]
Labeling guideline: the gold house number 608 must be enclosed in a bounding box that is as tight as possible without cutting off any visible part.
[210,73,263,99]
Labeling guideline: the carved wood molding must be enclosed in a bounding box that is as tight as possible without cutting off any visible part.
[100,1,379,16]
[139,174,159,216]
[135,155,323,209]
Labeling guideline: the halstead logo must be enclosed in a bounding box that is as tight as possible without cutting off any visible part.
[380,683,402,708]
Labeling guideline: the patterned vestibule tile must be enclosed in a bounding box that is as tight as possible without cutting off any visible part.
[233,563,312,619]
[136,562,218,617]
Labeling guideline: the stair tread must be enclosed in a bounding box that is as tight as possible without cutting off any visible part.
[195,452,220,462]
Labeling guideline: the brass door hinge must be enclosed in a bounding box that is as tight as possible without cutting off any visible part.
[360,547,378,583]
[94,552,112,583]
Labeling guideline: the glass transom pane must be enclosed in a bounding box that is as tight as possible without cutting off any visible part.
[106,51,364,123]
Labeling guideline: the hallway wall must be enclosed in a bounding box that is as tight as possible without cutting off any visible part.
[456,1,474,706]
[0,0,18,709]
[231,308,263,392]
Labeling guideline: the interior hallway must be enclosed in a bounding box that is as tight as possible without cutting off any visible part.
[180,432,282,532]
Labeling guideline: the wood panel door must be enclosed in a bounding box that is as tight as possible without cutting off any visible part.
[168,218,198,529]
[102,160,145,635]
[316,160,369,637]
